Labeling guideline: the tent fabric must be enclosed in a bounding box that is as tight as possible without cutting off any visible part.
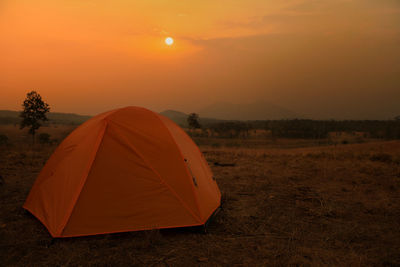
[24,106,221,237]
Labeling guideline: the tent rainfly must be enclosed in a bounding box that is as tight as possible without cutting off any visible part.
[24,106,221,237]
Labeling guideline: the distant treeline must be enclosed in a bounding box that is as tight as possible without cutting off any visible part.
[204,119,400,140]
[2,109,399,140]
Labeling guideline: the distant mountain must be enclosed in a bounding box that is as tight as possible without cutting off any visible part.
[0,102,300,127]
[198,101,299,120]
[0,110,91,125]
[159,110,188,126]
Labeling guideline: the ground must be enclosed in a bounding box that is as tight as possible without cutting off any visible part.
[1,125,400,266]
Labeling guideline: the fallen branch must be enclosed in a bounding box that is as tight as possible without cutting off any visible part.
[214,162,236,167]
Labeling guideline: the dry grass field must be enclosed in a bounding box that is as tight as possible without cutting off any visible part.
[1,125,400,266]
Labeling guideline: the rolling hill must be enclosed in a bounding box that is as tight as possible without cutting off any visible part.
[0,110,91,125]
[1,101,300,128]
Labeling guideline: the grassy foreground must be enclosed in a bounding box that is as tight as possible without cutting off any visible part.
[0,125,399,266]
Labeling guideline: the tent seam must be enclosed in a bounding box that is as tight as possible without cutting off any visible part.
[152,112,204,222]
[56,119,109,236]
[175,124,222,201]
[107,119,202,224]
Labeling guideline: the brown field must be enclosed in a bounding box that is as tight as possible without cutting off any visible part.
[1,125,400,266]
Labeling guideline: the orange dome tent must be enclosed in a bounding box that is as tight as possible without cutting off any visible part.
[24,107,221,237]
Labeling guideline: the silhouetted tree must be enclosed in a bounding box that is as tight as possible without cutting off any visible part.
[187,113,201,129]
[20,91,50,144]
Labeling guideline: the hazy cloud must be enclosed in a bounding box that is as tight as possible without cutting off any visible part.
[1,0,400,118]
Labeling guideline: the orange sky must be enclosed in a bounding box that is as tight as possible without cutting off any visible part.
[1,0,400,119]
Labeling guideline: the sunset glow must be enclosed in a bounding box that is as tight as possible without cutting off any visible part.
[0,0,399,119]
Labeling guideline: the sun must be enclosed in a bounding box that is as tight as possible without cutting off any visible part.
[165,37,174,46]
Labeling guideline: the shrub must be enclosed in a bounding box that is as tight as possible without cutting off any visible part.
[38,133,51,144]
[211,142,221,148]
[370,153,392,163]
[0,134,8,145]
